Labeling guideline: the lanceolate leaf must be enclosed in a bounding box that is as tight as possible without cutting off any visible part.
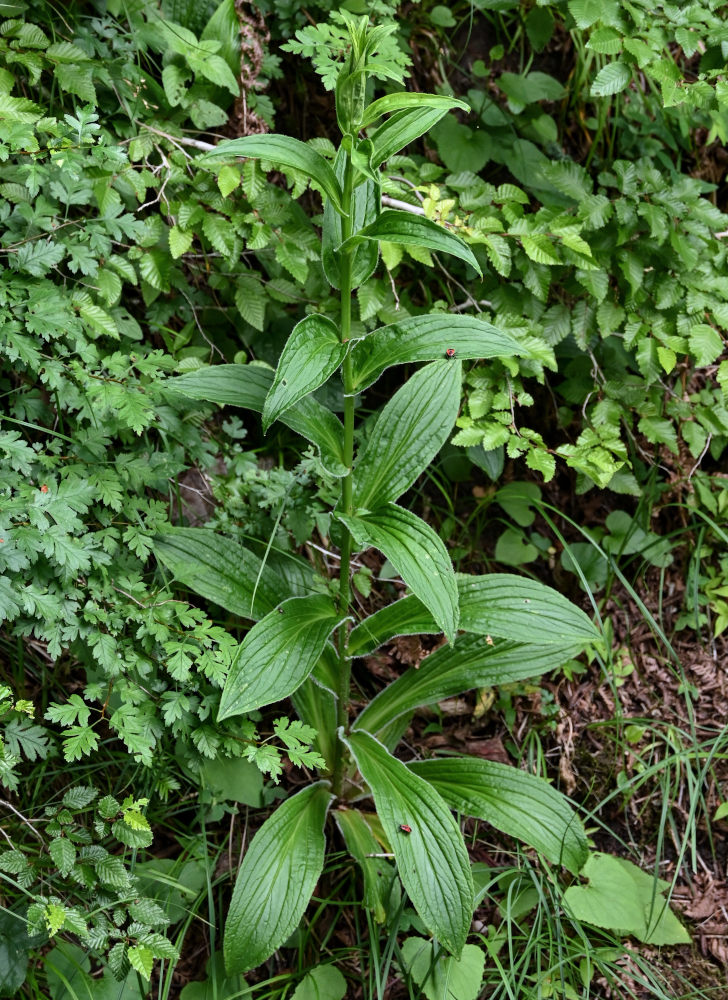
[224,782,332,975]
[360,92,469,129]
[218,595,345,720]
[409,758,589,875]
[263,315,346,431]
[341,210,481,275]
[353,361,461,509]
[349,314,521,393]
[348,574,600,655]
[322,147,379,290]
[170,365,347,476]
[154,527,287,620]
[199,135,345,214]
[291,672,338,769]
[354,636,576,736]
[344,731,473,956]
[369,106,450,167]
[339,505,459,642]
[335,808,395,924]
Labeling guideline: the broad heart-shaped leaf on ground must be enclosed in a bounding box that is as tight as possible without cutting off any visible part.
[263,315,346,431]
[335,808,396,925]
[343,731,473,957]
[170,365,347,476]
[340,210,481,276]
[153,527,288,621]
[369,106,450,168]
[322,146,379,290]
[354,635,576,737]
[338,505,458,643]
[562,853,690,945]
[353,361,461,510]
[349,314,521,393]
[217,595,345,721]
[348,573,600,656]
[199,135,345,214]
[360,92,469,129]
[409,758,589,875]
[223,782,332,975]
[399,938,486,1000]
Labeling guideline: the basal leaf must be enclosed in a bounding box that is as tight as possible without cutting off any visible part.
[354,636,577,736]
[199,135,345,214]
[360,92,469,129]
[335,808,396,924]
[218,595,345,720]
[322,146,379,290]
[224,782,332,975]
[339,505,458,642]
[341,210,481,276]
[349,314,521,393]
[353,361,461,509]
[263,315,346,431]
[369,106,450,167]
[409,757,589,874]
[154,527,287,620]
[344,730,473,956]
[170,366,347,476]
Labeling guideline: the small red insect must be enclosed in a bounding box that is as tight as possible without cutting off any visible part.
[444,348,456,359]
[40,484,49,493]
[399,824,412,834]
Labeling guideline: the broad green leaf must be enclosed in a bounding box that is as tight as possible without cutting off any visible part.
[688,323,724,366]
[369,106,450,167]
[224,782,331,975]
[344,731,473,956]
[218,595,345,720]
[49,837,76,877]
[335,809,396,924]
[170,365,347,476]
[353,361,461,509]
[590,61,631,97]
[339,505,458,642]
[199,135,345,214]
[360,93,469,129]
[341,210,481,276]
[409,758,588,874]
[562,853,690,945]
[349,314,521,393]
[354,636,576,736]
[263,315,346,431]
[348,573,599,655]
[154,527,287,620]
[291,964,346,1000]
[400,937,486,1000]
[322,146,379,290]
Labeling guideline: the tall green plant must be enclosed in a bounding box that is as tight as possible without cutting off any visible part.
[156,15,602,976]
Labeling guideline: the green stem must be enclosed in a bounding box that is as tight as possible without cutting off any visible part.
[333,151,355,798]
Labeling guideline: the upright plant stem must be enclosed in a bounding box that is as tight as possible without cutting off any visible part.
[333,151,355,798]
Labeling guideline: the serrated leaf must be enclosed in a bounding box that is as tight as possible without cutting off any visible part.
[224,782,331,975]
[349,314,521,393]
[128,945,154,979]
[263,315,345,431]
[96,854,129,888]
[171,365,348,476]
[344,731,473,957]
[353,361,461,509]
[218,595,344,720]
[590,61,631,97]
[234,275,266,331]
[688,323,723,366]
[341,210,481,276]
[217,163,241,197]
[199,135,345,213]
[49,837,76,876]
[410,758,588,874]
[169,226,193,259]
[339,505,458,642]
[520,234,560,265]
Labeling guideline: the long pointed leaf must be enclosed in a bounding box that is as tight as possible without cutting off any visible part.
[224,782,332,975]
[341,210,481,276]
[369,106,450,167]
[291,668,338,770]
[361,93,469,129]
[339,505,458,642]
[199,135,345,214]
[335,809,396,924]
[353,361,461,509]
[344,731,473,956]
[263,315,346,431]
[349,314,521,393]
[322,147,379,290]
[354,636,577,735]
[153,527,287,620]
[409,757,589,875]
[218,595,345,720]
[170,365,347,476]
